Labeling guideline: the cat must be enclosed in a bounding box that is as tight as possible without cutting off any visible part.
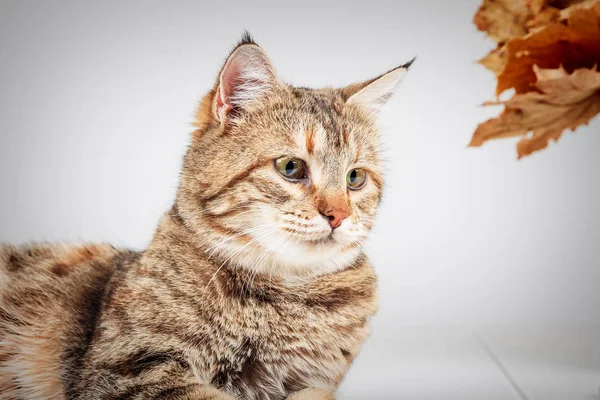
[0,33,412,400]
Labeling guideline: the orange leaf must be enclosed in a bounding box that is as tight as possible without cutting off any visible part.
[474,0,533,44]
[470,66,600,158]
[556,0,600,16]
[527,0,550,15]
[526,6,561,28]
[479,45,509,77]
[496,2,600,95]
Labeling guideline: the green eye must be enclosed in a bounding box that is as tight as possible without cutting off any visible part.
[275,157,306,181]
[346,168,367,190]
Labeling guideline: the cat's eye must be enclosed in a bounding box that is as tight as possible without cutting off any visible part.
[346,168,367,190]
[275,157,306,181]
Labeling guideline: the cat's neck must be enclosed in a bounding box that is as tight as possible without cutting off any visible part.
[143,205,211,266]
[143,206,375,294]
[141,208,377,331]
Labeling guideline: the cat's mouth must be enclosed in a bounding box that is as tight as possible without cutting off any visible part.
[292,227,347,248]
[304,233,336,246]
[280,224,333,242]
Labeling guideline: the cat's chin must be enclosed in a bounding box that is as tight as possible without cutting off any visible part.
[302,234,336,246]
[265,245,363,279]
[224,233,363,279]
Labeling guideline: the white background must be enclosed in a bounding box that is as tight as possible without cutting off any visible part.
[1,0,599,329]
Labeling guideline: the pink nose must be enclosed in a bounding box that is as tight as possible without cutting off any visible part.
[321,207,349,229]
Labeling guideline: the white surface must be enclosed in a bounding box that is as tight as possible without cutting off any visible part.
[339,326,600,400]
[480,326,600,400]
[339,328,516,400]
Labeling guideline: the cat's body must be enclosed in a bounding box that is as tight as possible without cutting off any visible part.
[0,213,376,400]
[0,34,411,399]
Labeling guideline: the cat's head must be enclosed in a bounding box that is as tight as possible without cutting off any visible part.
[177,33,412,279]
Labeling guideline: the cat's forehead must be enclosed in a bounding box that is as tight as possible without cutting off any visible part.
[289,87,348,124]
[268,87,378,153]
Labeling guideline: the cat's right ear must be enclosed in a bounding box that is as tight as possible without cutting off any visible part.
[213,37,279,125]
[341,57,415,118]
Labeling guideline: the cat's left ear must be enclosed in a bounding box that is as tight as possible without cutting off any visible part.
[342,58,415,117]
[214,34,280,124]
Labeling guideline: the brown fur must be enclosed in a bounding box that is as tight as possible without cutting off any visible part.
[0,33,410,399]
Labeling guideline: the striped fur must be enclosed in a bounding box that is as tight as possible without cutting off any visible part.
[0,34,410,399]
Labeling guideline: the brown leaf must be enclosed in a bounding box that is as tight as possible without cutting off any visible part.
[474,0,576,79]
[496,2,600,95]
[525,1,598,32]
[526,6,561,28]
[474,0,533,43]
[527,0,550,14]
[469,67,600,158]
[557,0,600,16]
[479,45,509,76]
[553,0,598,12]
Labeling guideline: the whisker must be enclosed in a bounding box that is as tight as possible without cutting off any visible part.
[267,230,297,288]
[206,222,277,259]
[247,231,288,291]
[183,203,254,217]
[203,224,280,292]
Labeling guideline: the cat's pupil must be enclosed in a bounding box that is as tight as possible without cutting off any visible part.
[286,161,295,175]
[350,170,357,182]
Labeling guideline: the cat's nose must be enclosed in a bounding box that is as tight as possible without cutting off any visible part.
[320,207,349,229]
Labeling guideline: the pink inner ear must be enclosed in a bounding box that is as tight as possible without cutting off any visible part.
[216,58,243,121]
[215,45,277,123]
[219,57,243,106]
[215,89,232,122]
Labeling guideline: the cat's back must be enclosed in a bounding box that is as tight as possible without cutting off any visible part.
[0,243,139,400]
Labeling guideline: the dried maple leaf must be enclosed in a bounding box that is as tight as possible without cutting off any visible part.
[470,66,600,158]
[526,1,598,30]
[526,6,561,27]
[474,0,533,44]
[479,45,509,77]
[476,1,600,84]
[496,2,600,95]
[555,0,599,13]
[527,0,550,15]
[473,0,571,43]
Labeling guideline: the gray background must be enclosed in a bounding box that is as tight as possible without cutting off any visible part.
[1,0,599,332]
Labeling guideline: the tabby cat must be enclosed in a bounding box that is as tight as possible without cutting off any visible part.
[0,34,412,399]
